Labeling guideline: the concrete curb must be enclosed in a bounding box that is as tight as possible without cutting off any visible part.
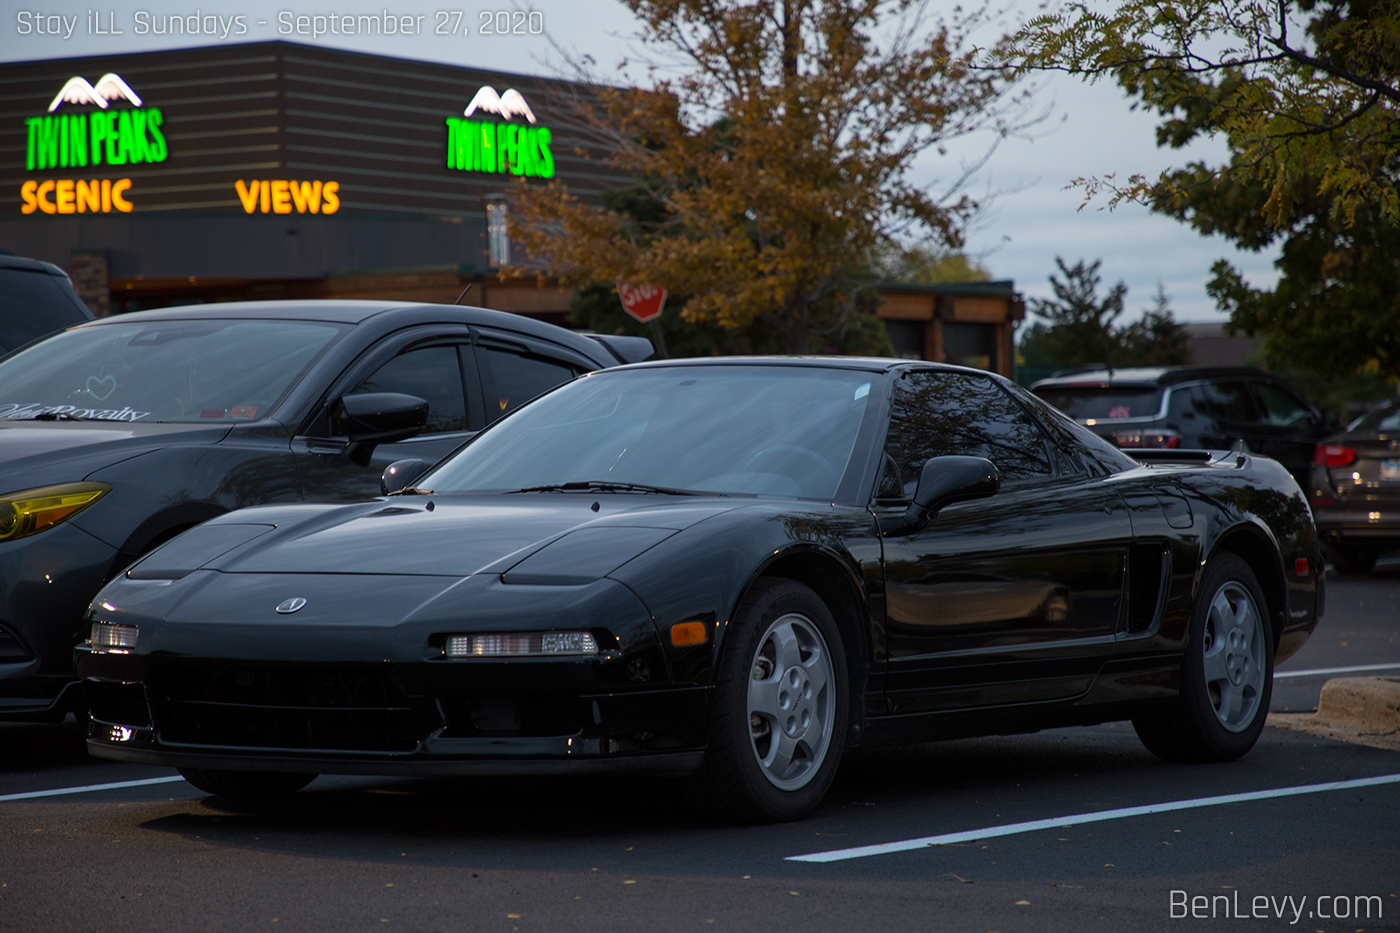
[1268,677,1400,752]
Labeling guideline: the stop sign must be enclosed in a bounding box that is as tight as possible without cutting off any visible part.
[617,282,668,323]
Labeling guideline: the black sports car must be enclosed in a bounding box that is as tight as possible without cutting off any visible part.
[80,359,1323,821]
[0,300,647,721]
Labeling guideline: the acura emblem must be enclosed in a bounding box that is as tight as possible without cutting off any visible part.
[275,597,307,614]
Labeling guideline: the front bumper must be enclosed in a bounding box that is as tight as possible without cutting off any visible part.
[80,650,712,777]
[0,522,120,718]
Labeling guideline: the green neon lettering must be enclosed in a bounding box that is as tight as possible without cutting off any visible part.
[445,117,461,169]
[68,114,88,167]
[478,122,491,172]
[25,117,42,171]
[536,127,554,178]
[128,110,148,163]
[145,109,167,163]
[39,116,61,171]
[89,112,107,165]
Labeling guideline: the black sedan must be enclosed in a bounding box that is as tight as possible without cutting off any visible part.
[0,300,647,720]
[1309,396,1400,574]
[79,359,1323,821]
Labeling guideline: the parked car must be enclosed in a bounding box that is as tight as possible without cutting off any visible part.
[0,300,649,721]
[1031,366,1333,485]
[1309,396,1400,574]
[80,359,1322,821]
[0,248,94,354]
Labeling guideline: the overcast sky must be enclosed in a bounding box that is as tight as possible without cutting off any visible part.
[3,0,1279,323]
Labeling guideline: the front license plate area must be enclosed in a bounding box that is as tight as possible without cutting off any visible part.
[1381,459,1400,482]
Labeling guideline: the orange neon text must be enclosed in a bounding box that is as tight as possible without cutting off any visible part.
[235,180,340,214]
[21,178,133,214]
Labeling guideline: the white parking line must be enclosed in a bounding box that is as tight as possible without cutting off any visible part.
[0,775,186,803]
[1276,662,1400,679]
[787,772,1400,863]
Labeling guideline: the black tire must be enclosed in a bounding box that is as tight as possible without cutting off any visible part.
[683,579,849,822]
[1133,553,1273,762]
[179,768,317,799]
[1328,545,1377,576]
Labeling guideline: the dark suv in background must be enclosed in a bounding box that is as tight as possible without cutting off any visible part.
[1031,366,1333,485]
[0,248,94,353]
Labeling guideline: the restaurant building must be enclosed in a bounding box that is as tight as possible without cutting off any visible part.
[0,41,1023,375]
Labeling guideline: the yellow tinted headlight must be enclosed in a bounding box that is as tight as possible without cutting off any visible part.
[0,482,112,542]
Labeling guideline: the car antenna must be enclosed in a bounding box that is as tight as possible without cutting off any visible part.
[454,282,474,305]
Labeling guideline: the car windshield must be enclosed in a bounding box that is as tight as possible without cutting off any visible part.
[425,365,876,499]
[1034,386,1163,420]
[0,318,345,423]
[1348,401,1400,433]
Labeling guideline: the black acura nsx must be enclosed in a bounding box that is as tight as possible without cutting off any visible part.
[79,358,1324,821]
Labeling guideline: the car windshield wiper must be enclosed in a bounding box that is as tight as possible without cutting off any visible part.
[507,480,718,497]
[22,411,96,421]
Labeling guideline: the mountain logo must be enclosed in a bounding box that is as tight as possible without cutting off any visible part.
[48,74,144,112]
[463,86,536,124]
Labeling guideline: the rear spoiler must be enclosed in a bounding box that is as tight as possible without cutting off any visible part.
[588,334,654,365]
[1130,447,1249,468]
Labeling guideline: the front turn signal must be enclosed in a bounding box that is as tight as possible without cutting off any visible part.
[0,482,112,542]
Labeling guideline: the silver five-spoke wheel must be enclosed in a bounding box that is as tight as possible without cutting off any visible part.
[746,612,835,791]
[1202,580,1266,732]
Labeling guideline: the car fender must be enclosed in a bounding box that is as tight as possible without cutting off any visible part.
[608,503,878,690]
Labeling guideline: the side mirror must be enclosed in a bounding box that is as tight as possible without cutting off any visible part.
[381,459,430,495]
[336,392,429,445]
[891,455,999,534]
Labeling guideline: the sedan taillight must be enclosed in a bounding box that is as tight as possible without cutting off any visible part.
[1113,430,1181,449]
[1313,444,1356,467]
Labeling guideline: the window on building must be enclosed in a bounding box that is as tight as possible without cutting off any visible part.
[486,196,510,267]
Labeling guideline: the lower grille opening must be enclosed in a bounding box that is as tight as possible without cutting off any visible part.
[438,693,586,738]
[87,681,152,728]
[149,666,439,752]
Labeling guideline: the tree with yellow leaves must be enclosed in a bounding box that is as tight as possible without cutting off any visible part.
[509,0,1033,354]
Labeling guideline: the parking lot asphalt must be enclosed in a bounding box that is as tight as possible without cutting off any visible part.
[2,562,1397,933]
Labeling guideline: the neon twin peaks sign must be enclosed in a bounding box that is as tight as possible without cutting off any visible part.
[445,86,554,179]
[48,73,143,111]
[26,73,167,172]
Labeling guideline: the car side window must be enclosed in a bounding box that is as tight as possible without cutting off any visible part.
[477,345,579,419]
[1193,381,1259,422]
[879,371,1053,499]
[1255,382,1316,428]
[345,344,469,435]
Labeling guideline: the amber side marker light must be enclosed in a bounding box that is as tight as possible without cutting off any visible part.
[670,621,708,647]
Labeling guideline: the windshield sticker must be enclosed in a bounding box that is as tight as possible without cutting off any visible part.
[0,403,150,422]
[200,409,226,419]
[85,374,118,400]
[231,405,258,419]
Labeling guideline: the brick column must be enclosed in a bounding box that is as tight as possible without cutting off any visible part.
[68,250,111,317]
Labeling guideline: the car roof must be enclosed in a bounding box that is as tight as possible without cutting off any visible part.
[69,299,615,364]
[602,356,1001,376]
[1033,365,1270,389]
[0,252,73,279]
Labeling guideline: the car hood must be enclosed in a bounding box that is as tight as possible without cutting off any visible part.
[194,495,741,578]
[0,421,233,484]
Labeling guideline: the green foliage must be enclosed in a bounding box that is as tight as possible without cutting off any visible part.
[1008,0,1400,384]
[1017,258,1189,370]
[1005,0,1400,227]
[878,244,994,284]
